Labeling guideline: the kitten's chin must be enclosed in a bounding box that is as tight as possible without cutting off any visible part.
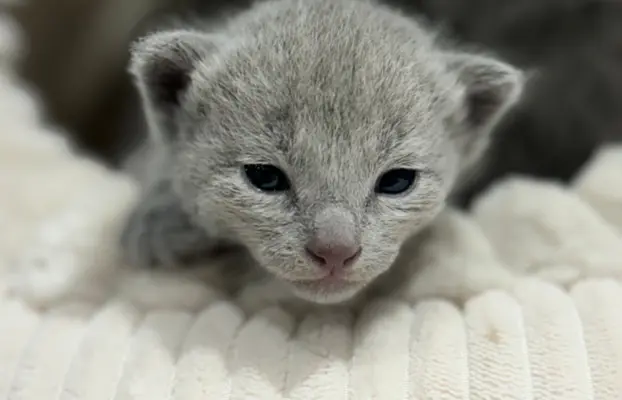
[284,278,368,305]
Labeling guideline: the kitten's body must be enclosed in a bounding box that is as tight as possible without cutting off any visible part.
[121,0,526,304]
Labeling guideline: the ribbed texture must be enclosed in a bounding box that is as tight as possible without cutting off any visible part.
[2,280,622,400]
[1,10,622,400]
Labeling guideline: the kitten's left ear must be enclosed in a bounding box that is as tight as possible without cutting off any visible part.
[446,52,525,130]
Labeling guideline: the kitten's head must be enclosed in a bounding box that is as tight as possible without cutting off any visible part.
[130,0,524,304]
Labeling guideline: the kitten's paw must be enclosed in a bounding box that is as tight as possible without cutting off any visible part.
[120,197,217,269]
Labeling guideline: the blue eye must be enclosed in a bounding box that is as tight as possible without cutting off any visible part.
[375,169,418,195]
[243,164,291,192]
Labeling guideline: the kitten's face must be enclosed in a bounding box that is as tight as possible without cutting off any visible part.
[174,38,463,304]
[131,0,523,304]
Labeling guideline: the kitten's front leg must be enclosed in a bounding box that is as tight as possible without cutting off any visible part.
[120,178,220,269]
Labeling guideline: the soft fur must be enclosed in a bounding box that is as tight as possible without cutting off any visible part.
[122,0,524,304]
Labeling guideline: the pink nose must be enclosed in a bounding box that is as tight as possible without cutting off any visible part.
[305,240,362,270]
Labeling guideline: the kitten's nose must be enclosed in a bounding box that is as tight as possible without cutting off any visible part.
[305,239,362,271]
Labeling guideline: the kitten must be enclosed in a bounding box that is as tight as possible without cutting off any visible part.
[121,0,524,304]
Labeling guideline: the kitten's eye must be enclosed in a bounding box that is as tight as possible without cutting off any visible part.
[375,168,418,195]
[243,164,291,192]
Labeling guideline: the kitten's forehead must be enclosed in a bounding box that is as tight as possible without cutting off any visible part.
[216,0,452,118]
[190,0,455,172]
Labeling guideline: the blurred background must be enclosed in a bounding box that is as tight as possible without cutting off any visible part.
[4,0,622,180]
[5,0,253,166]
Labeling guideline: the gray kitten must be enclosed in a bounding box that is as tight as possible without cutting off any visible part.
[121,0,524,304]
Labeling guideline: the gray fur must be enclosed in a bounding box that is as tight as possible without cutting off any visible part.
[120,177,216,268]
[121,0,524,304]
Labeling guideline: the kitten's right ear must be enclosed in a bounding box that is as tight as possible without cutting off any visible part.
[445,52,525,130]
[129,30,217,140]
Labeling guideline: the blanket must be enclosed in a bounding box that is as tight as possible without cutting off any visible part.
[1,9,622,400]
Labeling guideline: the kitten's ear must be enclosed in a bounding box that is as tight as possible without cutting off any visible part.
[446,52,525,130]
[129,30,218,140]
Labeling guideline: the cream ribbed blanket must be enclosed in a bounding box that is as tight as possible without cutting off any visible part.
[1,9,622,400]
